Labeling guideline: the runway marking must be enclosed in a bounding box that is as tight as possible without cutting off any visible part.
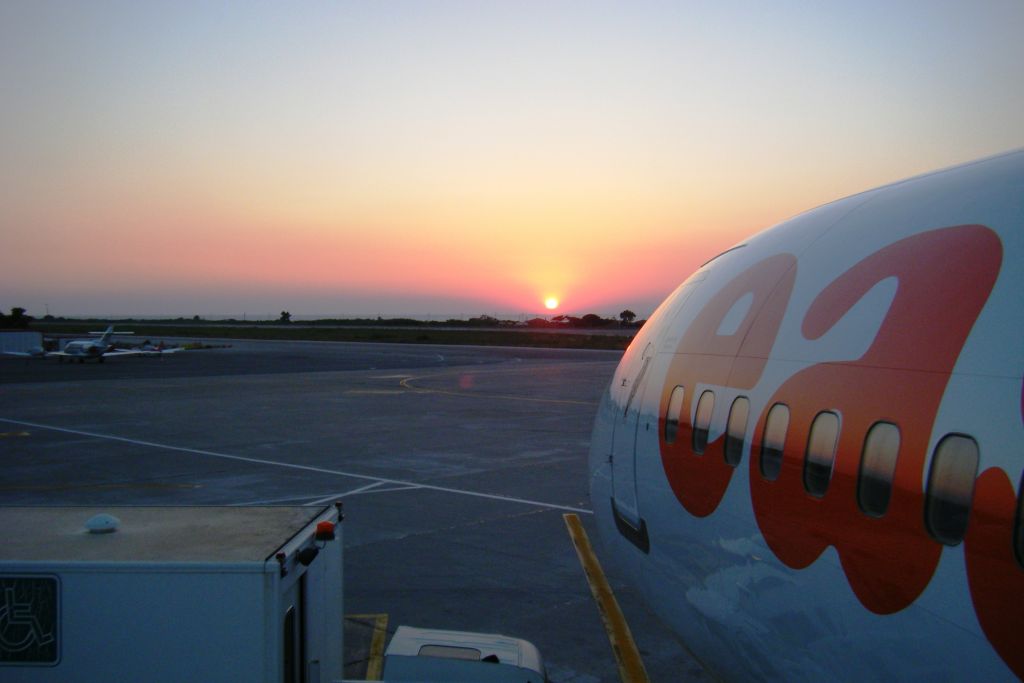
[343,389,408,395]
[303,481,414,507]
[331,481,387,497]
[0,417,592,515]
[394,359,611,406]
[564,513,649,683]
[346,613,389,680]
[229,492,342,506]
[340,484,423,497]
[231,483,424,507]
[0,481,200,493]
[399,376,598,406]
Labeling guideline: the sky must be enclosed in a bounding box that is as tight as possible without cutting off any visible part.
[2,1,1022,320]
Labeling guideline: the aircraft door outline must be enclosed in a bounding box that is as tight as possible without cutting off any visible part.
[610,342,654,552]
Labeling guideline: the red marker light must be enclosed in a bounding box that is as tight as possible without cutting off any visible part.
[315,521,336,541]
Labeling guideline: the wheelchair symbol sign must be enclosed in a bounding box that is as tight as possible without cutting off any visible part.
[0,576,59,665]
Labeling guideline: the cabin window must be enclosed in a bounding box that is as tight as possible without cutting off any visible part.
[664,386,685,444]
[723,397,749,467]
[803,412,840,497]
[759,403,790,481]
[692,390,715,454]
[857,422,900,517]
[925,434,979,546]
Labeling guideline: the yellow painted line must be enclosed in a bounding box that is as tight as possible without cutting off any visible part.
[347,613,388,680]
[564,513,650,683]
[366,613,388,681]
[343,389,407,395]
[0,431,31,438]
[399,376,597,406]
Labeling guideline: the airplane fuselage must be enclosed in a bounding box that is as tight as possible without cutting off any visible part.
[589,150,1023,680]
[60,340,110,359]
[49,327,141,363]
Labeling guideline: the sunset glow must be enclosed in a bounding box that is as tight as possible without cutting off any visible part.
[544,297,559,311]
[2,3,1022,319]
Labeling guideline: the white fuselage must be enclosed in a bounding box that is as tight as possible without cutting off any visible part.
[61,339,110,357]
[589,150,1024,680]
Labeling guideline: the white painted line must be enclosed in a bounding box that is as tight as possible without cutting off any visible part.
[229,483,423,507]
[337,481,387,496]
[303,481,387,506]
[229,493,337,506]
[345,484,423,497]
[0,417,593,515]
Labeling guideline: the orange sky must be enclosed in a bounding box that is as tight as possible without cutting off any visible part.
[2,3,1022,319]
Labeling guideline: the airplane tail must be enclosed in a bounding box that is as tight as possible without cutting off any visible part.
[90,325,133,345]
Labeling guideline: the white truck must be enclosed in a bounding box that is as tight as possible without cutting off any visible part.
[0,506,545,683]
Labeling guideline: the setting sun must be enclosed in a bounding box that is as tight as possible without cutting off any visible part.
[544,297,559,310]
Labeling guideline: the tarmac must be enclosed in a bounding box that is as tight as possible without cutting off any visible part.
[0,339,708,682]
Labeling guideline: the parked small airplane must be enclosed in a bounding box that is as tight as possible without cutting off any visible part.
[590,149,1023,680]
[138,340,185,357]
[49,326,141,363]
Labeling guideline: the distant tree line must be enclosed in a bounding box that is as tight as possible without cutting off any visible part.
[0,307,32,329]
[529,310,641,329]
[21,310,646,329]
[239,311,646,329]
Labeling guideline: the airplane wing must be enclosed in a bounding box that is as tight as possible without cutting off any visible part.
[45,350,141,358]
[140,344,186,356]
